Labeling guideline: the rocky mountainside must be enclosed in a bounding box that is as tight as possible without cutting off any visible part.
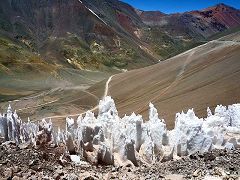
[0,0,154,75]
[139,3,240,38]
[0,1,239,75]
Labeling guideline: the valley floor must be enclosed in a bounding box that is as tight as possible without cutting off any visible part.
[0,68,112,127]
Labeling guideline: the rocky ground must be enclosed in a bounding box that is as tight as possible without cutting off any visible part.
[0,138,239,180]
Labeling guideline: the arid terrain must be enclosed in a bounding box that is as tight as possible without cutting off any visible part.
[0,1,240,180]
[104,31,240,129]
[0,1,240,128]
[0,68,111,127]
[2,31,240,130]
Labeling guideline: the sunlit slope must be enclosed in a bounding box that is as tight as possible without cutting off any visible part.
[107,32,240,128]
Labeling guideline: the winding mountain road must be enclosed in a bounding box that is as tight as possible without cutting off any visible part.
[15,38,240,122]
[42,75,114,120]
[134,39,240,114]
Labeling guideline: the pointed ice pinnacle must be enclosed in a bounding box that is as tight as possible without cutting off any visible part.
[1,96,240,166]
[7,104,12,114]
[207,107,212,117]
[77,115,83,127]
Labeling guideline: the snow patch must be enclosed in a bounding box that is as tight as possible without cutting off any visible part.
[78,0,108,26]
[70,155,81,164]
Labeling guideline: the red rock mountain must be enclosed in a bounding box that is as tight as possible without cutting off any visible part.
[0,1,239,74]
[137,3,240,38]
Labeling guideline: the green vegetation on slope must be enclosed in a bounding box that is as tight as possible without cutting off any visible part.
[42,33,152,71]
[142,27,204,60]
[0,35,54,75]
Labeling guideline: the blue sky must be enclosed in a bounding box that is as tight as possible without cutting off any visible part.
[121,0,240,14]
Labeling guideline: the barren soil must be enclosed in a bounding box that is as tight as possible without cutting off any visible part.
[105,32,240,129]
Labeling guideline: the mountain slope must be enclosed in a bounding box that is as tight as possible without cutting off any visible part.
[0,1,239,126]
[135,3,240,58]
[138,3,240,38]
[103,31,240,129]
[0,1,240,75]
[0,0,157,74]
[0,1,240,111]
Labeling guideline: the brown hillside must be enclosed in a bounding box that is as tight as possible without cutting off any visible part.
[106,32,240,129]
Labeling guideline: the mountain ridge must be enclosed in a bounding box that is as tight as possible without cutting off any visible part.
[0,1,239,76]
